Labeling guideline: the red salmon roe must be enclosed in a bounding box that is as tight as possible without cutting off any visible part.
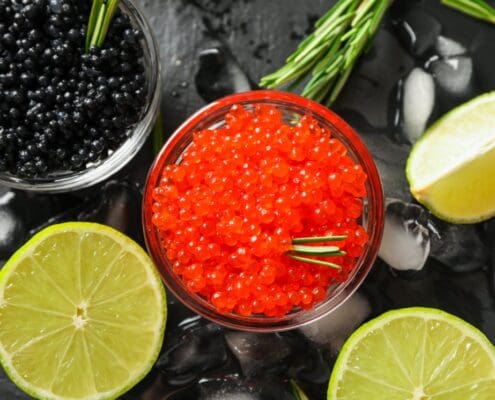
[152,104,368,317]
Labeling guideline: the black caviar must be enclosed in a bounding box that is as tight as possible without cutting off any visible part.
[0,0,147,177]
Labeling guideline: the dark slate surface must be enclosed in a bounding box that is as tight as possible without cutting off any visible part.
[138,0,330,135]
[1,0,495,399]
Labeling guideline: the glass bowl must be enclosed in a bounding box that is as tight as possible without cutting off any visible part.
[0,0,161,193]
[143,90,384,332]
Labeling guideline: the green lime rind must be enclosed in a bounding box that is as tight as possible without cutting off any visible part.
[406,91,495,224]
[327,307,495,400]
[0,222,167,400]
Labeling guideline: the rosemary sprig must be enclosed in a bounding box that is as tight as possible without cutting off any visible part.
[85,0,120,53]
[286,234,347,270]
[441,0,495,24]
[259,0,392,106]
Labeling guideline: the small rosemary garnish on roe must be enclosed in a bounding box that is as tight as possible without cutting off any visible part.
[441,0,495,24]
[287,234,347,270]
[260,0,392,106]
[85,0,120,52]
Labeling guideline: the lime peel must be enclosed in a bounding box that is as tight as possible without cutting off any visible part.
[328,307,495,400]
[406,91,495,223]
[0,222,167,400]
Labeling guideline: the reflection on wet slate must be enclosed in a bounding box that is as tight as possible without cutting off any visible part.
[1,0,494,399]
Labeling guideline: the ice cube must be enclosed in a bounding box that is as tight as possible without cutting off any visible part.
[299,291,371,352]
[208,393,258,400]
[335,30,414,129]
[0,191,26,261]
[430,56,473,97]
[195,45,253,103]
[402,67,435,143]
[225,330,330,385]
[357,133,412,201]
[430,219,489,273]
[156,319,228,386]
[435,36,466,57]
[225,332,293,377]
[379,199,431,271]
[395,9,442,55]
[363,259,490,331]
[196,376,294,400]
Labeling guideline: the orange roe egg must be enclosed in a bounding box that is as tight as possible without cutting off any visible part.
[152,104,368,317]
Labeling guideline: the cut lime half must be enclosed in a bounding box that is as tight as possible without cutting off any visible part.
[0,222,167,400]
[406,92,495,223]
[328,307,495,400]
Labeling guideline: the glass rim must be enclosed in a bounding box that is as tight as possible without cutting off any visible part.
[0,0,161,193]
[143,90,384,332]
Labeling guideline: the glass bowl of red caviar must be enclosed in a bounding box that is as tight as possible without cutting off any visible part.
[143,90,384,332]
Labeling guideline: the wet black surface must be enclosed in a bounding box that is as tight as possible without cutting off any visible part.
[1,0,495,399]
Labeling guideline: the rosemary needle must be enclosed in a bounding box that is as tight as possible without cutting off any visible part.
[85,0,121,52]
[286,254,343,270]
[441,0,495,24]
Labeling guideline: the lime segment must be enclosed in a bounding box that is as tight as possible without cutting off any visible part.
[0,222,167,400]
[406,92,495,223]
[328,307,495,400]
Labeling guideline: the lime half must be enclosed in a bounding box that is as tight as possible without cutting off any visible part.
[328,307,495,400]
[0,222,167,400]
[406,92,495,223]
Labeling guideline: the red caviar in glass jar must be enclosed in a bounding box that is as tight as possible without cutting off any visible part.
[152,104,368,317]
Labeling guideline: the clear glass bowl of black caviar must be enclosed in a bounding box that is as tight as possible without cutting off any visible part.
[0,0,160,193]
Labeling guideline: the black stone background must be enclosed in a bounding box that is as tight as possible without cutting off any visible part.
[1,0,495,398]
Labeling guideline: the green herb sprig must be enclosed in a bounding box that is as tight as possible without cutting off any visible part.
[441,0,495,24]
[290,380,310,400]
[287,234,347,270]
[260,0,392,106]
[85,0,120,53]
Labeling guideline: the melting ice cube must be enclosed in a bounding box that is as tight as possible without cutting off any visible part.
[0,190,26,261]
[358,133,411,201]
[402,68,435,143]
[155,319,228,386]
[430,56,473,97]
[379,199,431,271]
[225,332,292,377]
[335,30,414,129]
[195,45,253,103]
[430,219,489,273]
[395,9,441,56]
[435,35,466,57]
[196,376,294,400]
[299,292,371,352]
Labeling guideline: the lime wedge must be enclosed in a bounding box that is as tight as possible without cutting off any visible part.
[406,92,495,223]
[0,222,167,400]
[328,307,495,400]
